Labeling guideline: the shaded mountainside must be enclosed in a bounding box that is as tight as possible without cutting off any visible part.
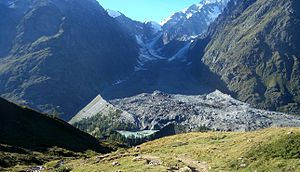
[0,0,139,120]
[189,0,300,114]
[101,60,212,100]
[110,12,161,43]
[0,97,110,153]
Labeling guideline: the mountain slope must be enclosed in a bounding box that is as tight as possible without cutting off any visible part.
[69,95,138,139]
[0,0,139,120]
[0,97,109,152]
[41,128,300,171]
[189,0,300,114]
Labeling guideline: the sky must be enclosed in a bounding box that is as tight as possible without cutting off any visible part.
[97,0,201,23]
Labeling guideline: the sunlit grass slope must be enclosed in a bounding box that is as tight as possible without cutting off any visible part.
[45,127,300,172]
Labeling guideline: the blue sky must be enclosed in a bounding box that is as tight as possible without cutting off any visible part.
[97,0,201,23]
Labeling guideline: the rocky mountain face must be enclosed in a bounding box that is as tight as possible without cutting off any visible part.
[161,0,229,44]
[108,0,229,63]
[69,94,136,126]
[69,94,139,139]
[0,97,110,152]
[106,11,165,68]
[0,0,139,120]
[109,12,162,44]
[189,0,300,114]
[156,0,229,58]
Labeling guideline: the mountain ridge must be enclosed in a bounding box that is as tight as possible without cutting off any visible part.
[0,0,139,120]
[189,0,300,115]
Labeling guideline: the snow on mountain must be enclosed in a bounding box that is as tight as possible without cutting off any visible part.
[135,33,166,71]
[104,0,229,66]
[160,0,229,27]
[106,9,121,18]
[146,21,162,33]
[155,0,229,61]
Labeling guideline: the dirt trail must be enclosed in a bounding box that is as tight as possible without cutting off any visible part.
[177,155,209,172]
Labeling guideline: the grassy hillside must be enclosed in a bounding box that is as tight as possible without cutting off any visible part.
[16,127,298,172]
[0,97,110,153]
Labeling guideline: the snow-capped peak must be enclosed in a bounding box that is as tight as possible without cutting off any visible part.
[201,0,229,5]
[106,9,121,18]
[160,0,229,26]
[160,16,172,26]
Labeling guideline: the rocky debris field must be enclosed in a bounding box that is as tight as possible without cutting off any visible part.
[111,90,300,131]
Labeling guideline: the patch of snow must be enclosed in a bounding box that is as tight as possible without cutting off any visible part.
[135,33,166,68]
[186,12,193,19]
[146,21,162,33]
[106,9,121,18]
[135,35,145,47]
[207,6,221,23]
[160,15,174,26]
[113,79,126,85]
[8,3,16,8]
[134,66,148,72]
[161,0,229,27]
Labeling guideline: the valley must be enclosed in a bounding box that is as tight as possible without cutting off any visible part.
[101,59,212,100]
[1,0,300,171]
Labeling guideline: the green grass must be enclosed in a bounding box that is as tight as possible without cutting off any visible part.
[13,127,297,172]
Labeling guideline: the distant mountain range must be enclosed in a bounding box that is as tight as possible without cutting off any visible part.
[1,1,300,171]
[0,0,300,127]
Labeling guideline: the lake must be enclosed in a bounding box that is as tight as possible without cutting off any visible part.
[116,130,159,138]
